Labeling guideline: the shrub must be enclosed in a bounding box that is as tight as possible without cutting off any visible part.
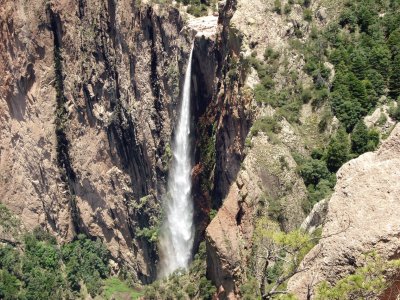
[301,88,312,103]
[299,159,330,186]
[264,47,280,61]
[284,4,291,15]
[273,0,282,14]
[389,101,400,121]
[250,116,282,137]
[304,8,313,22]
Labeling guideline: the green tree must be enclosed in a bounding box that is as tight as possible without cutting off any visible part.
[24,268,65,300]
[252,218,319,299]
[365,69,385,96]
[317,253,400,300]
[351,121,369,155]
[331,86,364,131]
[366,129,380,151]
[389,54,400,99]
[388,29,400,57]
[62,234,110,296]
[299,159,330,186]
[325,127,350,172]
[369,45,391,76]
[350,50,368,79]
[0,270,20,300]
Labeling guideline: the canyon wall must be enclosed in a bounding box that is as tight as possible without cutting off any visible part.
[0,0,192,282]
[0,0,253,284]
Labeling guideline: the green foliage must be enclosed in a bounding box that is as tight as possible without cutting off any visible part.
[0,227,112,299]
[283,3,291,15]
[0,204,21,235]
[295,0,400,134]
[350,120,379,155]
[301,88,312,103]
[325,127,350,172]
[240,276,261,300]
[135,226,159,243]
[250,116,282,137]
[305,179,335,212]
[303,8,312,22]
[267,196,284,224]
[389,101,400,121]
[0,270,20,300]
[299,159,330,186]
[143,242,216,299]
[251,218,320,297]
[174,0,211,17]
[0,229,66,300]
[389,54,400,99]
[273,0,282,14]
[62,234,110,296]
[103,277,143,300]
[316,253,400,300]
[209,209,217,220]
[264,47,280,61]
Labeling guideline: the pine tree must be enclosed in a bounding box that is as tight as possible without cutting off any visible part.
[351,121,369,155]
[325,127,350,172]
[389,54,400,99]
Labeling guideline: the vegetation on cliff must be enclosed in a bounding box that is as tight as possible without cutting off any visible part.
[239,0,400,298]
[143,242,216,299]
[0,205,141,300]
[249,0,399,214]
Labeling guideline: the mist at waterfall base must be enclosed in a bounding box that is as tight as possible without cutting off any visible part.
[158,46,195,277]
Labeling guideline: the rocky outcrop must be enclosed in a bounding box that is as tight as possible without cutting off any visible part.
[189,0,254,255]
[0,0,192,282]
[288,124,400,299]
[206,133,307,299]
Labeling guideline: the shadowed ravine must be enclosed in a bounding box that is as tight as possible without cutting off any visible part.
[158,45,195,277]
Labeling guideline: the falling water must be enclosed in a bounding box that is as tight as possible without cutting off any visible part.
[158,45,194,277]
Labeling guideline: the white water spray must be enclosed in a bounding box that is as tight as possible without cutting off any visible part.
[159,45,194,276]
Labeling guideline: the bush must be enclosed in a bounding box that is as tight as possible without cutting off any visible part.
[304,8,313,21]
[273,0,281,14]
[299,159,330,186]
[264,47,280,61]
[389,101,400,121]
[187,2,208,17]
[250,116,282,137]
[306,178,336,210]
[62,234,110,296]
[0,270,20,299]
[301,88,312,103]
[284,3,291,15]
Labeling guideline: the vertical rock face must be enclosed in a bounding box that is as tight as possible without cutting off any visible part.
[203,0,310,298]
[287,124,400,299]
[189,0,254,256]
[0,0,192,282]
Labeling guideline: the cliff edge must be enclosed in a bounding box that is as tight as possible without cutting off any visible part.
[288,124,400,299]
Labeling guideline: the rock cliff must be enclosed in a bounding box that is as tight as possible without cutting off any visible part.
[2,0,400,298]
[288,124,400,299]
[0,0,193,282]
[0,0,253,284]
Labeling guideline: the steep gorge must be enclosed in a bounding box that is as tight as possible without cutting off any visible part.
[1,0,193,283]
[1,0,400,299]
[0,0,251,285]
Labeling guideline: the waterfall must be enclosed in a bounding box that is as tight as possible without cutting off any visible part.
[159,45,194,277]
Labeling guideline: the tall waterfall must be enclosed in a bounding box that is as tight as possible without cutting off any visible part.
[159,45,194,277]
